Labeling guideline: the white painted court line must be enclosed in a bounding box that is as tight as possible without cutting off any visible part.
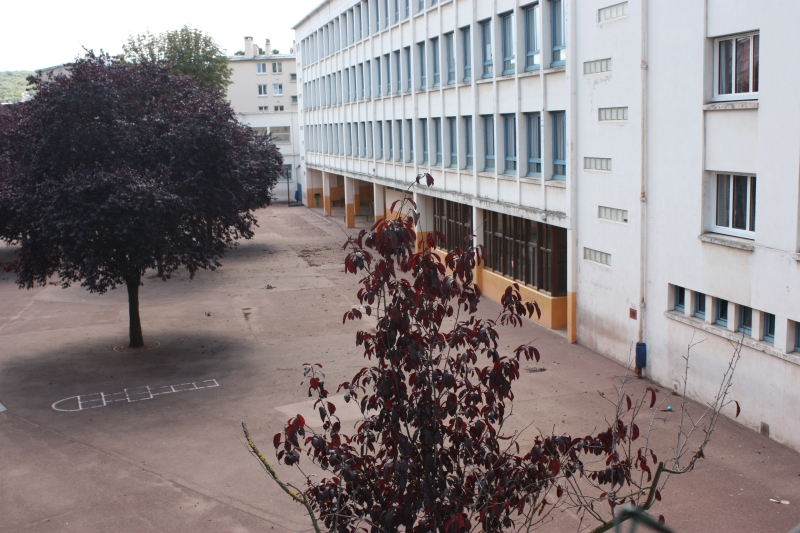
[52,379,219,412]
[0,402,6,412]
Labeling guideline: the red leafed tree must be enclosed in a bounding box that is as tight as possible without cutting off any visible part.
[243,175,739,533]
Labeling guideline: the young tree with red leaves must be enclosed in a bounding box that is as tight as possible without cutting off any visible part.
[243,176,740,533]
[0,53,282,347]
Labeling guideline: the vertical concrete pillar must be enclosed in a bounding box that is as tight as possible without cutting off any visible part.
[566,227,577,344]
[374,183,386,223]
[353,181,361,215]
[344,176,355,228]
[322,171,332,217]
[413,191,435,251]
[751,310,764,341]
[473,206,484,288]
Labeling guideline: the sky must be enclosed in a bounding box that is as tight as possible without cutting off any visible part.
[0,0,321,72]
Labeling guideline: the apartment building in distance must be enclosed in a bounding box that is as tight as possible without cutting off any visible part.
[293,0,800,451]
[227,37,301,202]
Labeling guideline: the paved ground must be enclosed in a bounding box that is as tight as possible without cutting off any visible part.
[1,204,798,533]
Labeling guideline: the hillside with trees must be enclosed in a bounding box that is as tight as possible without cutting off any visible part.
[0,71,34,103]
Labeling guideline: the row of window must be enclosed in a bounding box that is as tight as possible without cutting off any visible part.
[258,84,284,96]
[305,112,566,178]
[253,126,292,143]
[673,285,800,352]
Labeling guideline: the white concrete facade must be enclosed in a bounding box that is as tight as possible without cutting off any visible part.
[227,38,301,202]
[294,0,800,451]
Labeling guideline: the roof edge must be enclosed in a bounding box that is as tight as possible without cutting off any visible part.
[292,0,333,30]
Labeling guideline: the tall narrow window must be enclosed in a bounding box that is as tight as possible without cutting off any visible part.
[407,119,414,161]
[715,174,756,237]
[377,120,384,159]
[404,0,409,19]
[384,0,389,27]
[674,286,686,312]
[419,42,427,89]
[432,38,441,86]
[552,111,566,179]
[526,113,541,175]
[418,0,423,13]
[464,116,473,168]
[483,115,495,170]
[364,3,370,34]
[387,120,393,160]
[273,62,283,73]
[355,5,362,40]
[397,121,404,161]
[695,292,706,320]
[716,33,759,99]
[716,299,728,327]
[395,51,402,93]
[503,114,516,173]
[738,306,752,336]
[448,117,457,167]
[446,33,456,84]
[375,0,380,33]
[405,47,412,92]
[421,118,428,163]
[394,0,399,23]
[384,54,391,94]
[376,58,382,96]
[345,123,352,155]
[524,4,540,70]
[462,26,472,81]
[481,20,493,78]
[763,313,776,343]
[433,118,442,165]
[358,63,365,99]
[365,61,372,98]
[501,13,515,74]
[551,0,566,66]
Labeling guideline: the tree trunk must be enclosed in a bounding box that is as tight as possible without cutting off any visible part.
[126,274,144,348]
[157,256,164,278]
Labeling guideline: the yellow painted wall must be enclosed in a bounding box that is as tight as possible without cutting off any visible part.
[306,187,323,208]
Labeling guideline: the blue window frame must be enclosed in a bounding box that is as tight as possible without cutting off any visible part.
[419,42,427,89]
[433,118,442,165]
[763,313,776,343]
[448,117,457,167]
[397,121,403,161]
[432,38,441,86]
[462,26,472,81]
[551,0,566,66]
[384,0,389,27]
[394,0,399,23]
[675,286,686,313]
[387,120,393,160]
[526,113,541,175]
[404,0,409,19]
[375,59,381,96]
[524,4,540,70]
[407,119,414,161]
[395,51,402,93]
[375,1,380,33]
[483,115,495,170]
[358,63,364,99]
[446,33,456,84]
[377,120,384,159]
[481,20,493,78]
[501,13,515,75]
[695,292,706,319]
[716,299,728,327]
[418,0,424,13]
[503,114,516,173]
[405,47,412,91]
[420,118,428,163]
[384,54,391,93]
[738,305,752,336]
[552,111,566,180]
[464,116,473,168]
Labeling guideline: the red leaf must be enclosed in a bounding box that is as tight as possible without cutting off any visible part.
[625,395,632,411]
[649,388,656,409]
[658,515,665,525]
[327,402,336,415]
[426,173,434,186]
[556,486,563,498]
[631,423,640,440]
[735,400,741,418]
[390,199,400,213]
[655,489,662,502]
[273,433,281,449]
[296,414,306,427]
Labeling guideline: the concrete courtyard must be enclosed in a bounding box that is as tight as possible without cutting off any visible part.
[0,204,798,533]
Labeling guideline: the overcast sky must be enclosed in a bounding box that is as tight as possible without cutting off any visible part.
[0,0,321,72]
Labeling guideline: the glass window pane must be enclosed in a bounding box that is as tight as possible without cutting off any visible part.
[718,39,733,95]
[716,174,730,227]
[735,37,751,93]
[732,174,748,230]
[749,176,757,232]
[753,35,759,92]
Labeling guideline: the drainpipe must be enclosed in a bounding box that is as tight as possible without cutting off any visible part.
[638,0,649,353]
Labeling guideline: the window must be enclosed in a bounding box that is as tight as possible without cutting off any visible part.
[715,32,759,100]
[464,116,473,168]
[418,0,423,13]
[384,54,391,94]
[273,62,282,73]
[599,107,628,121]
[355,5,362,39]
[364,2,370,34]
[282,164,292,180]
[358,63,365,99]
[598,2,628,22]
[397,121,404,161]
[353,67,359,100]
[584,247,611,266]
[526,113,541,175]
[394,0,399,23]
[376,60,382,96]
[420,118,428,163]
[714,174,756,237]
[716,299,728,327]
[395,51,401,93]
[763,313,775,343]
[274,105,284,111]
[433,118,442,165]
[584,58,611,74]
[361,122,367,157]
[584,157,611,171]
[258,106,269,112]
[273,84,283,96]
[524,5,540,70]
[419,43,427,89]
[483,212,567,294]
[674,286,686,313]
[481,20,493,78]
[552,111,566,180]
[377,121,384,159]
[434,199,473,252]
[405,47,412,91]
[365,61,372,98]
[738,306,752,336]
[271,126,290,143]
[551,0,565,66]
[503,114,516,173]
[695,292,706,319]
[407,119,414,161]
[795,321,800,352]
[446,33,456,84]
[598,206,628,223]
[501,13,515,74]
[483,115,495,170]
[388,120,394,160]
[462,26,472,81]
[448,117,457,167]
[257,62,268,73]
[432,38,441,86]
[404,0,409,19]
[258,84,269,95]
